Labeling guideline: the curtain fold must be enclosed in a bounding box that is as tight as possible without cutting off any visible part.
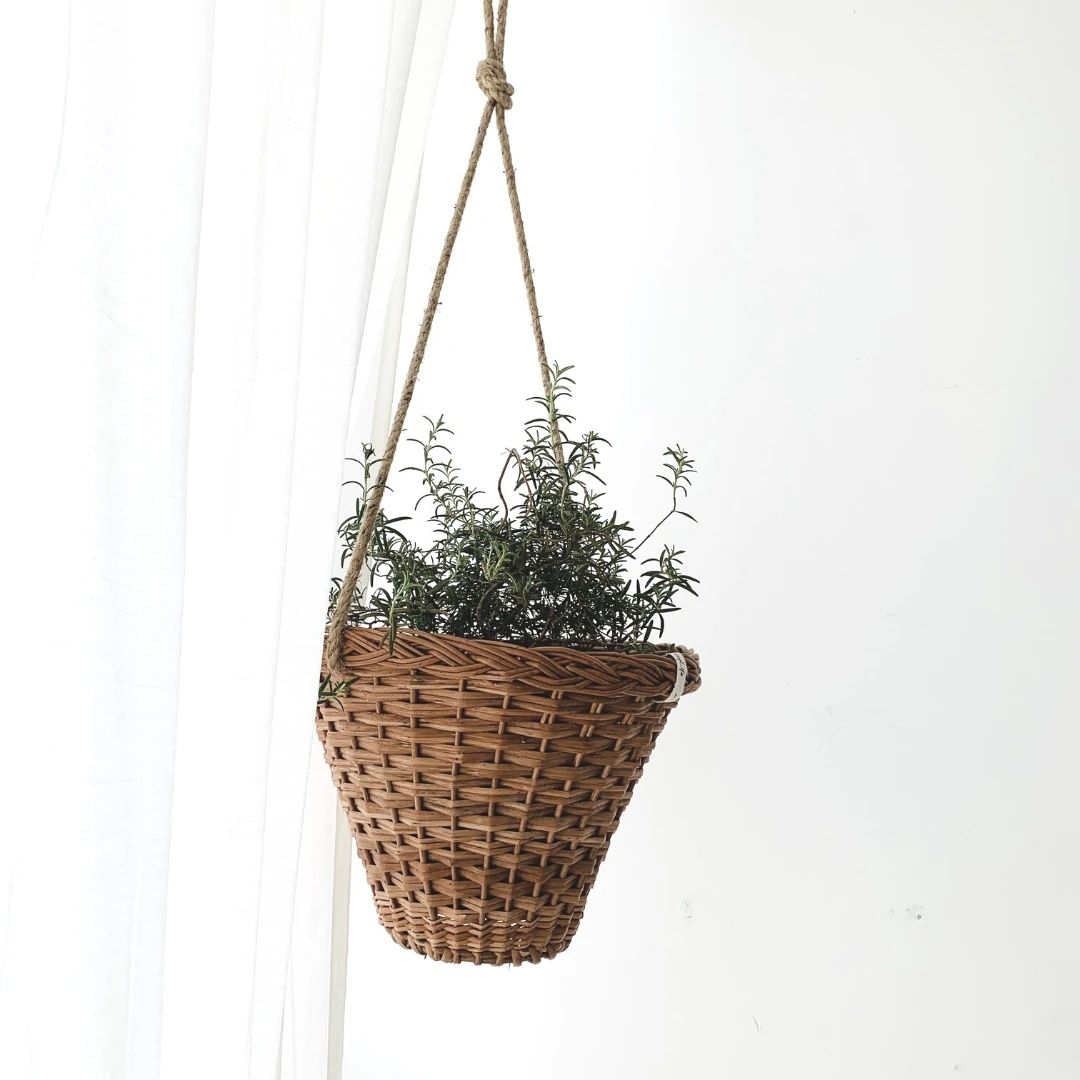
[0,2,453,1078]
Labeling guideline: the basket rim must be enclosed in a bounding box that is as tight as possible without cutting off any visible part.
[325,625,701,701]
[336,624,697,659]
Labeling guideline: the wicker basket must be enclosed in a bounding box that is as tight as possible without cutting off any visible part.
[316,627,700,965]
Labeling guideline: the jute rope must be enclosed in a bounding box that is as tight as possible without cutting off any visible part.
[327,0,562,681]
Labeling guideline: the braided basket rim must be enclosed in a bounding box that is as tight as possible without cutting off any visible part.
[329,626,701,701]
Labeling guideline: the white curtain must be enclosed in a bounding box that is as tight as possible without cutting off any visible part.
[0,2,453,1078]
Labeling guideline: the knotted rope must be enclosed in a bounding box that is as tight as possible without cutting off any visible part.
[327,0,562,681]
[475,57,513,109]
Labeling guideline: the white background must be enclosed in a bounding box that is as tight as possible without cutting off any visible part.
[343,2,1080,1078]
[2,1,1077,1078]
[0,3,453,1078]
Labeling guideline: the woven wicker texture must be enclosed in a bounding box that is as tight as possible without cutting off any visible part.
[317,628,701,965]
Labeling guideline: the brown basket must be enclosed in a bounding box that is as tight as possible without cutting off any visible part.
[316,627,700,965]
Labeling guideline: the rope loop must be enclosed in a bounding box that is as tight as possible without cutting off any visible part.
[327,0,561,683]
[476,56,514,109]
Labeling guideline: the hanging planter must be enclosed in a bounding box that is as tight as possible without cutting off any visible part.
[315,0,701,966]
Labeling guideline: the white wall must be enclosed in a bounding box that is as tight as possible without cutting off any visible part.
[344,2,1080,1077]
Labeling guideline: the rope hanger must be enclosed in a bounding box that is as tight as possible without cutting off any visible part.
[327,0,563,680]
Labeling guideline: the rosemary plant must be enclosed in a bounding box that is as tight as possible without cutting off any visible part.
[330,365,698,653]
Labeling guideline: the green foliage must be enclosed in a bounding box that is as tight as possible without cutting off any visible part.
[317,673,355,709]
[330,365,698,651]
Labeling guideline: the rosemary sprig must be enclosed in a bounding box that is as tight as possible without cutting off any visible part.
[329,365,698,651]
